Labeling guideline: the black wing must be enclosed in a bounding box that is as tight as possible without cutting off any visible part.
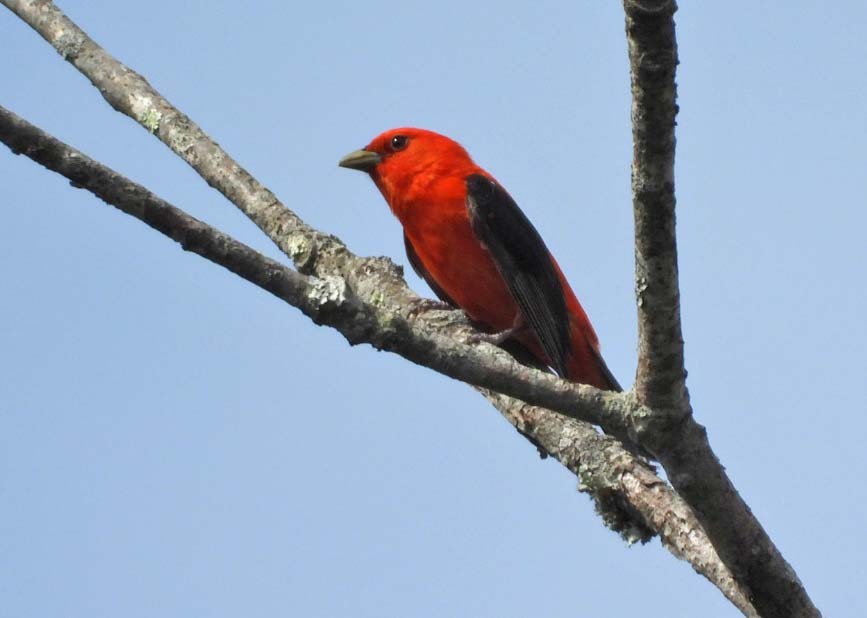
[404,232,458,307]
[592,344,622,392]
[465,174,571,377]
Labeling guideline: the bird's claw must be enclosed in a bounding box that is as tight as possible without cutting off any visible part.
[468,314,524,346]
[407,297,454,318]
[468,328,514,346]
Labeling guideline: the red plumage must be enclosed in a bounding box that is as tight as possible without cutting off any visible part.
[340,128,619,391]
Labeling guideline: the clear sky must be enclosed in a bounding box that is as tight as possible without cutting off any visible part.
[2,2,865,616]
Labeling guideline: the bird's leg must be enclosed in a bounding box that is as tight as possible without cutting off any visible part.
[470,312,525,345]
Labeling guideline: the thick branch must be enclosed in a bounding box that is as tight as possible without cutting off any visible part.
[484,391,758,617]
[623,2,820,617]
[0,105,755,616]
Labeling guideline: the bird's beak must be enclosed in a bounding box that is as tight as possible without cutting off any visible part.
[338,149,381,172]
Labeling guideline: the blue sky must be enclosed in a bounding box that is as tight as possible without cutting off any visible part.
[2,2,865,616]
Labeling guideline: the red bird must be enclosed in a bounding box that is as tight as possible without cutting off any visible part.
[339,128,620,391]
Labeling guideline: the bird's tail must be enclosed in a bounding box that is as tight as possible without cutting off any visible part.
[565,322,622,392]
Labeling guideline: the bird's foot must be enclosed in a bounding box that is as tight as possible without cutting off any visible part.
[407,297,454,318]
[469,329,515,346]
[470,313,526,345]
[468,314,525,346]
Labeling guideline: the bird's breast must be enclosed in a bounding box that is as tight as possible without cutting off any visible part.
[400,188,519,332]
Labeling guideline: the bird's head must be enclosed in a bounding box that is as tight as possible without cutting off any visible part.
[339,128,479,207]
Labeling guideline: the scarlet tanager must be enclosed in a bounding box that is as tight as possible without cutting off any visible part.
[339,128,620,391]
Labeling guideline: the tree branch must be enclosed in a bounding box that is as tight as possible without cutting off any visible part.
[0,105,756,617]
[622,2,820,617]
[484,390,759,617]
[624,0,687,413]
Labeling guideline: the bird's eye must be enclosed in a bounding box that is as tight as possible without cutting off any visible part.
[390,135,409,151]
